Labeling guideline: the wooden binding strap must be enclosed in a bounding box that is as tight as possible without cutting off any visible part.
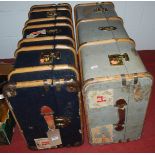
[8,65,79,81]
[25,17,73,27]
[17,36,75,49]
[30,3,72,12]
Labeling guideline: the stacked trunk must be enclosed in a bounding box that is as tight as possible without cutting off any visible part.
[4,3,83,150]
[75,2,153,145]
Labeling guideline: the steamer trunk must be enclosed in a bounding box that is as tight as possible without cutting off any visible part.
[4,65,83,149]
[75,2,153,145]
[79,39,153,145]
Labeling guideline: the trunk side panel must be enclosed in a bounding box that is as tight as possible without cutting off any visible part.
[125,76,153,141]
[84,80,130,144]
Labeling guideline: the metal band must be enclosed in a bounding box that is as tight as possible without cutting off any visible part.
[133,73,138,84]
[121,74,126,86]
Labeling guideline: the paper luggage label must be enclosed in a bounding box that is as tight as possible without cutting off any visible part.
[34,138,54,150]
[26,29,46,38]
[34,129,62,149]
[87,89,113,109]
[91,124,113,144]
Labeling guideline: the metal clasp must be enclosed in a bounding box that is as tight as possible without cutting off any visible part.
[3,83,17,98]
[40,51,61,65]
[55,116,71,128]
[47,11,57,17]
[98,26,117,31]
[94,7,108,13]
[108,53,129,66]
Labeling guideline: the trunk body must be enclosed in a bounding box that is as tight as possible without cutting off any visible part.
[75,2,153,145]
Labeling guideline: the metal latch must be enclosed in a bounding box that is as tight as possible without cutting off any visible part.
[47,11,57,17]
[108,53,129,66]
[94,7,108,13]
[3,83,17,98]
[47,29,60,35]
[55,116,71,128]
[98,26,117,31]
[40,51,61,65]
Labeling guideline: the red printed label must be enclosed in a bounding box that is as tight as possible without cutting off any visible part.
[88,89,113,109]
[97,96,107,103]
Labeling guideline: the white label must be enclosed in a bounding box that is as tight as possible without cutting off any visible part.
[34,138,53,150]
[88,89,113,109]
[91,124,113,144]
[26,29,46,38]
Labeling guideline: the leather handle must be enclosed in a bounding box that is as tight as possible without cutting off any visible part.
[114,99,127,131]
[41,106,55,129]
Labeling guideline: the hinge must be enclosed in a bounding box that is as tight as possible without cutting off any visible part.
[43,80,52,91]
[53,79,64,92]
[66,82,80,93]
[133,73,138,85]
[3,83,17,98]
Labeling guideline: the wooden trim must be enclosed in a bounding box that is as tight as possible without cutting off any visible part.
[8,65,79,81]
[77,38,136,82]
[83,72,153,92]
[76,16,123,29]
[74,2,114,25]
[14,44,78,68]
[28,7,71,18]
[78,38,135,53]
[30,3,72,10]
[74,2,114,11]
[16,79,53,88]
[25,17,73,27]
[29,7,71,13]
[57,3,72,10]
[30,4,56,10]
[12,78,79,89]
[22,23,75,40]
[30,4,72,12]
[17,36,75,49]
